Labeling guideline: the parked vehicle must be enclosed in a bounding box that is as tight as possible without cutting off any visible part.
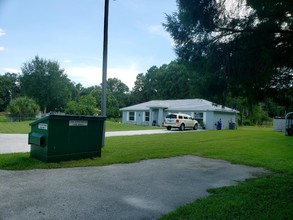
[163,113,198,131]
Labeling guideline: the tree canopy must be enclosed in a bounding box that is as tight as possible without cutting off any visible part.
[0,73,20,111]
[65,94,97,116]
[20,56,76,112]
[164,0,293,107]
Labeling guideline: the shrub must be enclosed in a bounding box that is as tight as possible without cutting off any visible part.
[64,95,98,116]
[6,97,40,121]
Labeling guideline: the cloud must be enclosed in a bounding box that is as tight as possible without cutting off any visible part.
[3,67,21,73]
[0,29,6,52]
[66,65,138,89]
[0,28,6,36]
[147,24,175,46]
[148,25,167,36]
[63,59,72,64]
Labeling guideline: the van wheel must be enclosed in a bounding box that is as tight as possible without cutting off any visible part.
[179,124,185,131]
[167,126,171,130]
[193,124,198,130]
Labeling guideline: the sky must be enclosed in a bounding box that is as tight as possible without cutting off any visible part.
[0,0,178,90]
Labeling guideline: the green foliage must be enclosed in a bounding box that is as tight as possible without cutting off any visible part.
[107,77,130,108]
[6,97,39,119]
[106,92,120,118]
[20,56,75,112]
[164,0,293,109]
[65,94,97,115]
[79,83,121,118]
[0,73,20,111]
[131,61,195,103]
[227,96,273,126]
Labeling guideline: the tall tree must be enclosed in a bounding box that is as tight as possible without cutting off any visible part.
[20,56,75,112]
[76,85,120,118]
[0,73,20,111]
[164,0,293,107]
[159,61,193,99]
[131,73,147,104]
[131,66,161,104]
[131,62,202,104]
[107,78,129,108]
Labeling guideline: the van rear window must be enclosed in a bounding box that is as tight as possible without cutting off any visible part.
[166,114,177,119]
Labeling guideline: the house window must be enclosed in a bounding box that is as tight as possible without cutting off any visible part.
[128,112,135,121]
[194,112,203,119]
[144,111,150,122]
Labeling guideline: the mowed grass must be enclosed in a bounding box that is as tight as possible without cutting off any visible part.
[0,127,292,172]
[159,173,293,220]
[0,126,292,219]
[0,120,161,134]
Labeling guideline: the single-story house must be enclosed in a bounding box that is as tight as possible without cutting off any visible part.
[120,99,239,130]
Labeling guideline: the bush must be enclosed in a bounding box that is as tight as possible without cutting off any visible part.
[6,97,40,121]
[64,95,98,116]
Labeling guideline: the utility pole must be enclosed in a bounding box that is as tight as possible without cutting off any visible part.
[101,0,109,147]
[102,0,109,118]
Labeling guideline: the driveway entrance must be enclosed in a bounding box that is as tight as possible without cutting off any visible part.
[0,155,269,220]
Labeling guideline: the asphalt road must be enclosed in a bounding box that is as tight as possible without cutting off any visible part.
[0,155,269,220]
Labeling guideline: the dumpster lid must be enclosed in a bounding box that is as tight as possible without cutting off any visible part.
[30,113,106,126]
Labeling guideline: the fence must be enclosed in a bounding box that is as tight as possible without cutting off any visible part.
[5,114,37,122]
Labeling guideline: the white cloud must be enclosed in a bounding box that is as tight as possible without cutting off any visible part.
[66,66,101,86]
[3,67,21,73]
[66,65,138,89]
[0,29,6,52]
[0,28,6,36]
[63,59,72,64]
[148,25,167,36]
[147,24,175,46]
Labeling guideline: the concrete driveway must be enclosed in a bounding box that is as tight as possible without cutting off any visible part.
[0,155,269,220]
[0,130,173,154]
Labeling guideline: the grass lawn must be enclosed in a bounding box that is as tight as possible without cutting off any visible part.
[0,126,292,219]
[0,120,161,134]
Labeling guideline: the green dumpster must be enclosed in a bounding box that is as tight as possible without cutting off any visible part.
[28,114,106,162]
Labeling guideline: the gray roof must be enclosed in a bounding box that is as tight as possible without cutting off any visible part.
[120,99,238,113]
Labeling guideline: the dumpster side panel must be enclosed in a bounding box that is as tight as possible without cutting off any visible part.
[30,119,49,162]
[29,115,105,162]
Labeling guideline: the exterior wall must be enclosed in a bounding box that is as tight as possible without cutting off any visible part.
[122,110,150,126]
[203,111,237,130]
[212,112,237,130]
[122,111,128,124]
[273,118,286,132]
[205,111,215,130]
[122,110,237,130]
